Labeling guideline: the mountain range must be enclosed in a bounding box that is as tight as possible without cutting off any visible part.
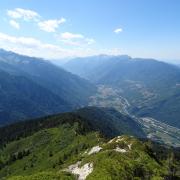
[0,49,96,125]
[63,55,180,128]
[0,49,180,179]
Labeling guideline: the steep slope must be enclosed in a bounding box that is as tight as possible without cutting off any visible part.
[0,49,96,107]
[64,56,180,128]
[0,107,145,148]
[75,107,145,138]
[0,70,70,126]
[0,112,179,180]
[0,49,96,125]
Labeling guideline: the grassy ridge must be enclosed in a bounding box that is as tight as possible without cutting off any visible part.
[0,123,100,179]
[0,110,179,179]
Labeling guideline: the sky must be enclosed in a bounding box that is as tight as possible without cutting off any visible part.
[0,0,180,62]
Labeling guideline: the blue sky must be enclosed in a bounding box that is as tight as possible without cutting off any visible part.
[0,0,180,61]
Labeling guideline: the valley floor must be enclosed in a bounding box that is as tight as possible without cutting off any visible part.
[89,85,180,147]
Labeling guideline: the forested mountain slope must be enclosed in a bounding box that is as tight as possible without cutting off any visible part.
[0,49,96,126]
[0,109,179,180]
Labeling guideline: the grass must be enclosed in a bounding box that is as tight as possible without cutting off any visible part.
[0,121,179,180]
[0,123,100,179]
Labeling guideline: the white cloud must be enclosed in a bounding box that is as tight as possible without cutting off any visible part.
[59,32,95,46]
[7,8,66,33]
[9,20,20,29]
[0,32,121,59]
[38,18,66,32]
[86,38,95,45]
[61,32,84,39]
[114,28,123,34]
[7,8,40,21]
[0,32,70,58]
